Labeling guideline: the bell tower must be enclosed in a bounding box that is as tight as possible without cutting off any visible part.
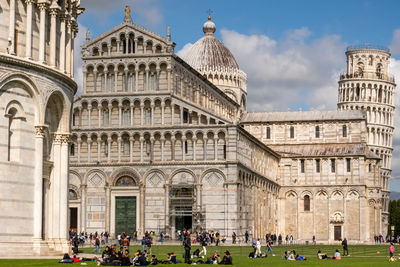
[337,45,396,236]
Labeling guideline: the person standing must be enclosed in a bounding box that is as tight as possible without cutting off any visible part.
[342,237,349,256]
[92,236,100,254]
[390,242,395,258]
[255,239,261,258]
[183,232,191,264]
[245,231,249,244]
[232,232,236,244]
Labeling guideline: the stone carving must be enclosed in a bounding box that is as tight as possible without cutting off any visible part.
[148,172,162,187]
[88,173,103,187]
[330,212,344,223]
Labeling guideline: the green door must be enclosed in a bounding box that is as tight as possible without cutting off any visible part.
[115,196,136,237]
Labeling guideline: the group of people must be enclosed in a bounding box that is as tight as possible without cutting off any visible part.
[249,237,275,258]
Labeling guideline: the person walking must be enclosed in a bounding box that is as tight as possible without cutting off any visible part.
[255,239,261,258]
[390,242,395,258]
[265,237,275,256]
[183,232,191,264]
[92,236,100,254]
[199,233,207,256]
[342,237,349,256]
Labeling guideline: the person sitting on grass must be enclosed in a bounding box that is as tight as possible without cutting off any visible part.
[120,249,131,266]
[283,250,295,261]
[219,250,233,265]
[192,248,201,258]
[317,250,328,259]
[134,251,148,266]
[295,254,307,261]
[167,252,182,264]
[150,255,159,265]
[334,249,341,260]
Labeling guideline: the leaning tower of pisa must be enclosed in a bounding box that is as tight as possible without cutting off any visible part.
[337,45,396,236]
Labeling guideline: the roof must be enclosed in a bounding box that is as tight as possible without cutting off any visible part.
[183,18,239,72]
[241,110,366,123]
[268,143,380,159]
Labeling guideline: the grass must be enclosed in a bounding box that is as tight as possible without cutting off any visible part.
[0,244,397,266]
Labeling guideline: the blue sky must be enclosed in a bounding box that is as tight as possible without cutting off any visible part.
[77,0,400,191]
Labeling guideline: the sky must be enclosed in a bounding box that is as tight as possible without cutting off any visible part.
[76,0,400,191]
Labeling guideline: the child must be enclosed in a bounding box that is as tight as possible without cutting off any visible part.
[390,243,395,258]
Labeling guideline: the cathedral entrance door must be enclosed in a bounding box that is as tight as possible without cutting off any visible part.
[115,196,136,236]
[174,206,192,231]
[334,225,342,241]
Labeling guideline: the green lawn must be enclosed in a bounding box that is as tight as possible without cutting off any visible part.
[0,244,397,266]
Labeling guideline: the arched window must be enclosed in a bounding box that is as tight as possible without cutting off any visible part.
[149,72,156,91]
[146,139,151,155]
[70,143,75,156]
[115,176,136,186]
[122,109,130,125]
[266,127,271,139]
[68,189,78,200]
[315,126,320,138]
[304,195,310,211]
[104,140,109,156]
[145,108,151,125]
[290,126,295,139]
[101,73,105,91]
[6,107,19,162]
[342,125,347,137]
[300,159,305,173]
[123,138,130,156]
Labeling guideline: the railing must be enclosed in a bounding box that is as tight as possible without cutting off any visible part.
[346,44,390,52]
[339,72,395,83]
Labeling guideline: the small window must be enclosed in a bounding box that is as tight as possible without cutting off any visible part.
[331,159,336,173]
[146,140,151,155]
[104,140,108,156]
[368,163,372,172]
[316,159,320,173]
[183,111,188,123]
[72,113,76,126]
[315,126,320,138]
[223,143,227,159]
[123,139,130,156]
[290,126,295,139]
[300,159,305,173]
[346,158,351,172]
[266,127,271,139]
[184,141,188,154]
[342,125,347,137]
[70,144,75,156]
[304,195,310,211]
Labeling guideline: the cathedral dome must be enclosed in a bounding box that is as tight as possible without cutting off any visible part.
[183,17,239,72]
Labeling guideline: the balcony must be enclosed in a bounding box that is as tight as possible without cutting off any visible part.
[346,44,390,52]
[339,72,395,83]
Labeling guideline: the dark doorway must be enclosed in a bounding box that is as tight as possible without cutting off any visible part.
[69,207,78,232]
[175,216,192,231]
[334,225,342,241]
[115,196,136,237]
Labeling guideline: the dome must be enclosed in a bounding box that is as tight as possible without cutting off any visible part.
[183,17,239,72]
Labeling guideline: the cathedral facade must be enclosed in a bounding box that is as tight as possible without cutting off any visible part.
[68,10,395,244]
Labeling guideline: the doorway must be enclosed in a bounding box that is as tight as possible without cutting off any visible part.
[115,196,136,237]
[175,215,192,231]
[334,225,342,241]
[69,207,78,232]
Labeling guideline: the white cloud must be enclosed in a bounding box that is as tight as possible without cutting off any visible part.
[390,29,400,55]
[219,28,346,111]
[74,22,88,96]
[176,43,193,58]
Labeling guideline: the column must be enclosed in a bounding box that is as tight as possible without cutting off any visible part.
[145,68,149,91]
[104,71,108,91]
[165,184,169,228]
[114,70,118,92]
[108,104,112,125]
[93,71,98,91]
[117,41,120,53]
[59,15,66,72]
[80,185,87,232]
[77,138,81,162]
[134,38,138,54]
[156,69,160,91]
[97,142,101,162]
[87,140,91,162]
[118,105,122,126]
[83,70,87,92]
[180,107,183,125]
[124,69,129,91]
[160,137,165,161]
[117,137,121,162]
[167,68,171,91]
[151,104,155,126]
[193,137,197,161]
[33,126,45,240]
[88,105,92,127]
[135,70,139,92]
[52,135,61,242]
[161,102,165,125]
[25,0,34,58]
[107,136,112,162]
[8,0,15,55]
[70,28,75,77]
[60,135,70,239]
[140,137,144,162]
[214,137,218,160]
[38,3,47,63]
[129,137,134,162]
[98,106,101,127]
[49,7,59,66]
[65,19,72,75]
[171,137,175,161]
[140,184,145,233]
[105,186,111,233]
[171,102,175,125]
[130,105,134,126]
[140,104,144,125]
[150,137,155,161]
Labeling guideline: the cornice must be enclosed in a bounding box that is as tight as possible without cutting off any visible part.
[0,54,77,93]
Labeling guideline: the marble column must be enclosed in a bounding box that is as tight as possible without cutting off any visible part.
[87,140,91,162]
[98,106,101,127]
[145,68,149,91]
[107,137,112,162]
[77,139,81,162]
[140,104,144,126]
[129,137,134,162]
[135,70,139,92]
[59,134,70,239]
[193,137,197,161]
[161,103,165,125]
[140,137,144,162]
[167,69,172,91]
[83,70,87,92]
[33,126,45,240]
[70,29,75,77]
[165,184,170,228]
[65,19,72,75]
[52,135,61,244]
[97,142,101,162]
[151,104,155,126]
[130,105,134,126]
[49,6,59,66]
[108,104,112,125]
[118,105,122,126]
[182,137,186,161]
[105,186,111,233]
[117,137,121,162]
[8,0,15,55]
[161,137,165,161]
[25,0,34,58]
[114,70,118,92]
[38,3,47,63]
[88,105,92,127]
[80,185,87,232]
[59,14,66,72]
[93,71,97,91]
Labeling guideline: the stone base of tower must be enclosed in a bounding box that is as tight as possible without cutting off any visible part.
[0,239,70,257]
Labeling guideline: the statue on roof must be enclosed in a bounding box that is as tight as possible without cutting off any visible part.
[125,5,131,22]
